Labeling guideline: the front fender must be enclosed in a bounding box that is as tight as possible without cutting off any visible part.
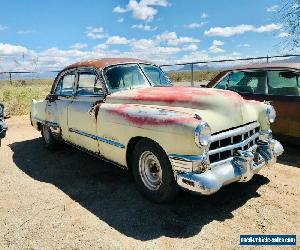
[97,103,203,165]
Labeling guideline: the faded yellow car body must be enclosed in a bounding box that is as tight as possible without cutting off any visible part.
[30,58,284,198]
[31,86,269,168]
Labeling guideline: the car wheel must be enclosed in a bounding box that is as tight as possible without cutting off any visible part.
[132,139,179,203]
[41,124,58,149]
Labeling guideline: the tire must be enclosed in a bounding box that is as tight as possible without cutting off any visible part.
[41,124,58,149]
[132,139,179,203]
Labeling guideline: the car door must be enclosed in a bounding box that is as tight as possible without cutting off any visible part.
[265,70,300,141]
[67,67,106,153]
[46,70,76,140]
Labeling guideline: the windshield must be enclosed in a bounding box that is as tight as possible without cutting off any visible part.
[140,64,172,86]
[104,63,172,93]
[104,64,149,92]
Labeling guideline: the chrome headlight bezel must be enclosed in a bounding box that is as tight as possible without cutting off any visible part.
[195,121,211,148]
[266,105,276,124]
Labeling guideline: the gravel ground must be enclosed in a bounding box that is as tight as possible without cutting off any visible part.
[0,116,299,250]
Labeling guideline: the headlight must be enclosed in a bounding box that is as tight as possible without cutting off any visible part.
[195,121,211,147]
[266,105,276,123]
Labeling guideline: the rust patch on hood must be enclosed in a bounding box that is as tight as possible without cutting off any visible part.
[104,104,200,126]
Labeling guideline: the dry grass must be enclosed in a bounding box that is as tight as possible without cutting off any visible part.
[167,71,219,82]
[0,79,53,116]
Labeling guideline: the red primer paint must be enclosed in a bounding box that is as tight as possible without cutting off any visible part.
[107,104,198,126]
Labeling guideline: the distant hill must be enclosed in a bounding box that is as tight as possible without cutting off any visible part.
[172,64,211,72]
[275,55,300,63]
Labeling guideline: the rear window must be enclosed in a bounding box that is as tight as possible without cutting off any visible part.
[267,71,300,96]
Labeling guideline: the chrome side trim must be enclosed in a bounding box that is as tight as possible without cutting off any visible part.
[208,132,259,156]
[169,154,209,173]
[169,154,193,172]
[69,128,125,149]
[211,122,260,142]
[32,117,59,128]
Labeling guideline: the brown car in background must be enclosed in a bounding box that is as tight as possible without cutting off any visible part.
[207,63,300,144]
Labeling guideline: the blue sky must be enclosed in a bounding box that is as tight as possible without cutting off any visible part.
[0,0,290,71]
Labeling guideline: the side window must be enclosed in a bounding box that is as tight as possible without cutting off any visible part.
[267,71,300,96]
[55,73,75,96]
[216,71,266,94]
[76,71,103,96]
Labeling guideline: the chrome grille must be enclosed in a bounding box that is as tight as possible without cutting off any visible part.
[208,122,260,164]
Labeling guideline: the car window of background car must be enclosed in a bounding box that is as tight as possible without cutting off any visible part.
[104,64,149,92]
[77,71,103,96]
[140,64,171,86]
[267,71,300,96]
[55,73,75,96]
[216,71,266,94]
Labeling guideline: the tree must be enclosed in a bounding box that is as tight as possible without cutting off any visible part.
[280,0,300,49]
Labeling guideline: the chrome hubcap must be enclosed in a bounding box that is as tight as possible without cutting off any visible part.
[42,125,51,144]
[139,151,162,191]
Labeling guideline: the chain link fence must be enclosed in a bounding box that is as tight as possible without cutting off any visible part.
[0,53,299,86]
[160,54,300,87]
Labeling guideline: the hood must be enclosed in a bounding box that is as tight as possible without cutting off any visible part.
[106,86,257,132]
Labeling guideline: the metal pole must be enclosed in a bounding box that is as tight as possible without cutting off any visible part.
[191,63,194,87]
[9,73,12,84]
[267,55,269,63]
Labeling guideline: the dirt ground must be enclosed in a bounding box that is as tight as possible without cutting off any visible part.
[0,116,299,250]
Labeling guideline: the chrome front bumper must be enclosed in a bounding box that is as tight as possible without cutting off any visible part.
[174,139,283,195]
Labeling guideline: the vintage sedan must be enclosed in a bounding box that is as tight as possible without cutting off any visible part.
[207,63,300,144]
[31,58,283,202]
[0,103,8,146]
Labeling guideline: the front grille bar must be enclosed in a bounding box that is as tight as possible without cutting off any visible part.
[211,122,260,142]
[208,122,260,163]
[208,131,259,156]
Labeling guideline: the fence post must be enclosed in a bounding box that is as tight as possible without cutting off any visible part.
[191,63,194,87]
[9,72,12,84]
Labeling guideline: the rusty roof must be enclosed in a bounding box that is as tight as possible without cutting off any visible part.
[62,58,153,71]
[225,62,300,71]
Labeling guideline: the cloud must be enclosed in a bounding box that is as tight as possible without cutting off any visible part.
[131,24,157,31]
[106,36,130,45]
[156,31,200,45]
[278,32,290,38]
[254,23,282,32]
[209,40,225,53]
[267,5,279,12]
[184,22,206,29]
[0,43,28,55]
[201,13,208,19]
[0,25,8,31]
[113,0,169,21]
[117,17,124,23]
[16,29,36,35]
[183,44,198,51]
[86,26,106,40]
[93,44,107,50]
[237,43,250,47]
[204,23,281,37]
[113,6,128,13]
[70,43,88,50]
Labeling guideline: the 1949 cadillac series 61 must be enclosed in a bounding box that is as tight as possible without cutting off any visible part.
[30,58,284,202]
[0,103,8,146]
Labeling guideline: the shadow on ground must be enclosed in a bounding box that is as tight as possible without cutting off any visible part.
[10,138,269,240]
[277,143,300,168]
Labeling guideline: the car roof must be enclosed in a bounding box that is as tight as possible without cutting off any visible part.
[225,63,300,72]
[62,58,153,71]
